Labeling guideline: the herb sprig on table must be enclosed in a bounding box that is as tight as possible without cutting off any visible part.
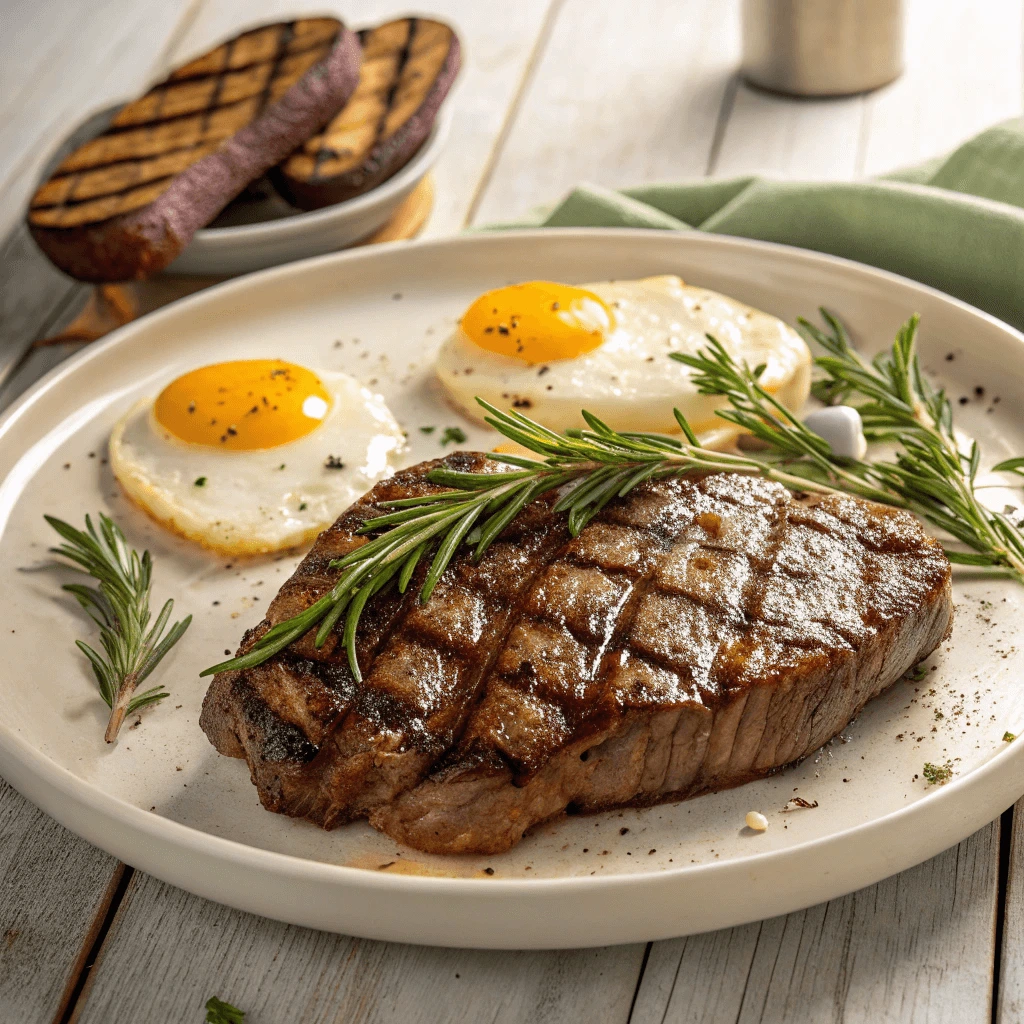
[47,513,191,742]
[203,312,1024,683]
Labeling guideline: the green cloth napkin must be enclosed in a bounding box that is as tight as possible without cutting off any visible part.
[487,119,1024,332]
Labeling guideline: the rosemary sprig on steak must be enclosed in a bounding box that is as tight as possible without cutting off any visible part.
[201,403,839,682]
[203,312,1024,683]
[674,312,1024,582]
[47,513,191,742]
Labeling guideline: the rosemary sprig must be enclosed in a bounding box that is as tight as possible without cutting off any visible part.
[672,312,1024,581]
[201,402,839,682]
[47,513,191,742]
[202,310,1024,684]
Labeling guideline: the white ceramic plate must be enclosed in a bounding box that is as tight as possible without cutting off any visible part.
[2,230,1023,949]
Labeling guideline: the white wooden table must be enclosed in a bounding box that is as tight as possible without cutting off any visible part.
[2,1,1023,1020]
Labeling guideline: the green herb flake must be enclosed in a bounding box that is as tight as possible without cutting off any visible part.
[907,663,928,682]
[440,426,467,447]
[923,760,954,786]
[194,476,207,487]
[278,463,286,470]
[419,426,436,435]
[299,502,308,511]
[205,996,245,1024]
[1004,731,1017,742]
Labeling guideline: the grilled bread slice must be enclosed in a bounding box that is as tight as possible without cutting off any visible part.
[273,17,460,210]
[28,18,361,282]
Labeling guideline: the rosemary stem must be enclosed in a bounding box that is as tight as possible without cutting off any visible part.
[104,676,136,743]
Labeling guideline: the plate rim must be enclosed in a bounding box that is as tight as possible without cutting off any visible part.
[3,227,1024,936]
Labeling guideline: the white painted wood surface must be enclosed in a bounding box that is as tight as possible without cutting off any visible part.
[861,0,1024,176]
[471,0,742,226]
[0,1,1022,1021]
[74,872,647,1024]
[0,781,119,1024]
[632,822,1000,1024]
[997,798,1024,1022]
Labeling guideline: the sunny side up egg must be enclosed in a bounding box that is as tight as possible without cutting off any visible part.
[434,276,811,439]
[109,359,405,555]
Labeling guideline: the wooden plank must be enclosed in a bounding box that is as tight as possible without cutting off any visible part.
[716,0,1023,183]
[996,798,1024,1021]
[159,0,557,238]
[470,0,742,226]
[71,872,645,1024]
[0,780,120,1024]
[0,225,84,398]
[633,823,1000,1024]
[860,0,1023,176]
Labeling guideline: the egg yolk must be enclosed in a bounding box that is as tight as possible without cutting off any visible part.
[460,281,612,364]
[154,359,331,451]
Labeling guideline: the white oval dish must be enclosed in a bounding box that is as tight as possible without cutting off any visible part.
[169,109,450,276]
[1,230,1023,949]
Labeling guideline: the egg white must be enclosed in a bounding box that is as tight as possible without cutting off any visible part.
[110,370,405,555]
[435,275,811,436]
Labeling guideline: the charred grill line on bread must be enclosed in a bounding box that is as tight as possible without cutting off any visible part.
[28,18,361,281]
[311,20,416,180]
[273,17,460,210]
[201,456,954,855]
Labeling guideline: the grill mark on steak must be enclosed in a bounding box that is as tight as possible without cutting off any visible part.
[316,498,574,823]
[201,454,574,827]
[457,502,683,785]
[201,457,953,855]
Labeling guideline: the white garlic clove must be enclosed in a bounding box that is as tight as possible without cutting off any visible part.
[803,406,867,460]
[745,811,769,831]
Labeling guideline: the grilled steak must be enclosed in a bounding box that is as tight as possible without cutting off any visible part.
[28,18,361,281]
[201,454,953,855]
[272,17,460,210]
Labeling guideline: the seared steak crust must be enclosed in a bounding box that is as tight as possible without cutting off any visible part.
[201,456,953,854]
